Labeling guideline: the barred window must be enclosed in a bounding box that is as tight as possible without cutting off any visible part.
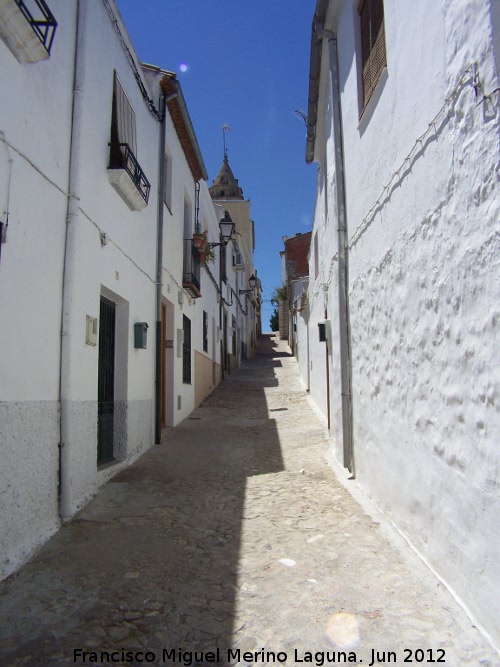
[359,0,387,111]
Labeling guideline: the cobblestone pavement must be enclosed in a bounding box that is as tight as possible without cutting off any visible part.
[0,335,498,667]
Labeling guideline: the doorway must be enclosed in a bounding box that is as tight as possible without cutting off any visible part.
[97,296,115,465]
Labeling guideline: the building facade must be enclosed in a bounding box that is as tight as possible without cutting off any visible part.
[281,232,312,358]
[302,0,499,646]
[209,154,261,370]
[0,0,258,580]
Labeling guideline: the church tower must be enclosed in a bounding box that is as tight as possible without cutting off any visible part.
[208,155,244,200]
[209,154,253,252]
[209,148,260,359]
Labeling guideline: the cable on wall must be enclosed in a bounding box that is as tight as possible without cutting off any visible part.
[0,130,14,258]
[101,0,161,121]
[314,64,489,293]
[347,64,478,251]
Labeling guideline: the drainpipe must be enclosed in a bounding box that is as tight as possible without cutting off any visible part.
[307,13,355,476]
[220,273,224,381]
[219,218,225,381]
[155,82,178,444]
[323,27,355,476]
[59,0,86,519]
[154,89,167,445]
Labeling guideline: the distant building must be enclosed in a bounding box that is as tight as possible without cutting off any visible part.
[209,154,261,371]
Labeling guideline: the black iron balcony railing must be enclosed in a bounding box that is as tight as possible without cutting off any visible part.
[182,239,201,298]
[16,0,57,54]
[108,142,151,205]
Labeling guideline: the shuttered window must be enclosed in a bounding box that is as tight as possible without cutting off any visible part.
[111,71,137,156]
[359,0,387,111]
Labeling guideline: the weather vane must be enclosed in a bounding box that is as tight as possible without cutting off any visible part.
[222,123,231,158]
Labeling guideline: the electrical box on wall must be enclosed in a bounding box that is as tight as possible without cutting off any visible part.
[134,322,149,349]
[86,315,98,346]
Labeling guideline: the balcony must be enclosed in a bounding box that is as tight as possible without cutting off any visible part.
[0,0,57,63]
[107,143,150,211]
[182,240,201,298]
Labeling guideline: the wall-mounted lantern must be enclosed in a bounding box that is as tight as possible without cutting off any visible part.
[239,274,257,296]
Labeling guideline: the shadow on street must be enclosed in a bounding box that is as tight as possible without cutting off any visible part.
[0,334,288,665]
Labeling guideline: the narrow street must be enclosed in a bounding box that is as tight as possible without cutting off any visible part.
[0,335,497,667]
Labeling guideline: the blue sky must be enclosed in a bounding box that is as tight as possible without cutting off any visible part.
[115,0,318,330]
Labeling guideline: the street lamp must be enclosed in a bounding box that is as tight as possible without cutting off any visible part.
[207,211,235,248]
[239,274,258,295]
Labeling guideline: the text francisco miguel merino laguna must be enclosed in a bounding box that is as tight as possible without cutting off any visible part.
[74,646,422,665]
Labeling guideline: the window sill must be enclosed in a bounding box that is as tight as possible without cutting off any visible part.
[108,168,148,211]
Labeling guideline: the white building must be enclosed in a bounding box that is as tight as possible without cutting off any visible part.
[141,65,226,426]
[209,154,260,371]
[0,0,257,581]
[0,0,77,581]
[303,0,499,646]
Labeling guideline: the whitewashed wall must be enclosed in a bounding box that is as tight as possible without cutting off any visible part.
[294,280,311,391]
[192,184,223,402]
[0,1,77,579]
[0,0,161,576]
[308,0,500,645]
[59,0,158,515]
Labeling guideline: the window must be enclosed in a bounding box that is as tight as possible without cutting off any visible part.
[108,72,150,208]
[183,198,192,238]
[203,311,208,352]
[182,196,201,297]
[111,72,136,158]
[182,315,191,383]
[359,0,387,111]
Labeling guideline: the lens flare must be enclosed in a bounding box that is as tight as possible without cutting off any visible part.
[179,62,189,73]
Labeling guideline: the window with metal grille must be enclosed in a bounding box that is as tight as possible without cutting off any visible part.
[182,315,192,384]
[359,0,387,111]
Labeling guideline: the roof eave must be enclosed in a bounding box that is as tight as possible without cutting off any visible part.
[160,74,208,182]
[306,0,329,164]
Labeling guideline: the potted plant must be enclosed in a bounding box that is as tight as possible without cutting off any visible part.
[193,230,208,251]
[200,244,215,265]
